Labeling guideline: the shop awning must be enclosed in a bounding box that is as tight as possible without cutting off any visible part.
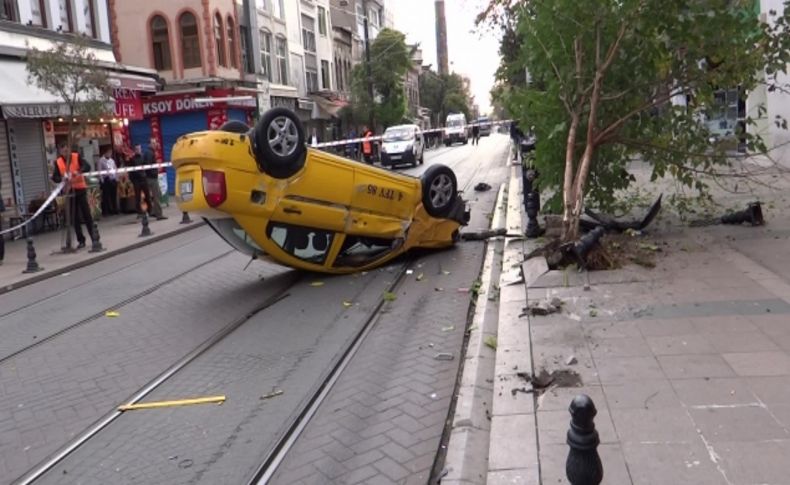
[310,94,348,120]
[0,58,68,117]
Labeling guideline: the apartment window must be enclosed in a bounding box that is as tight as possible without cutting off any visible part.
[58,0,73,31]
[227,16,237,68]
[302,15,316,53]
[335,57,342,91]
[30,0,47,26]
[150,15,172,70]
[321,60,330,90]
[1,0,18,21]
[272,0,283,20]
[318,6,327,36]
[259,30,272,81]
[214,13,226,67]
[83,0,96,37]
[240,25,253,73]
[276,36,288,85]
[306,69,319,93]
[255,0,267,11]
[369,7,380,28]
[180,12,201,69]
[356,3,364,37]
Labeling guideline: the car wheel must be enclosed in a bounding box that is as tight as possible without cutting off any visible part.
[219,120,251,134]
[421,164,458,218]
[252,107,306,179]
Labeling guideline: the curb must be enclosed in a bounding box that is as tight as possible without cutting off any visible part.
[0,221,205,296]
[442,182,508,484]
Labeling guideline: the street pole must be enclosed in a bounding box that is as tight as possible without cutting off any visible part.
[362,0,374,131]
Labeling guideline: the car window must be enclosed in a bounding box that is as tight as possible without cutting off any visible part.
[206,218,263,257]
[267,222,333,265]
[447,118,464,127]
[333,235,402,268]
[384,128,412,141]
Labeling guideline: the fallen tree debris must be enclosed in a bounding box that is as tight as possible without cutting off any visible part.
[584,193,663,232]
[527,297,564,316]
[691,201,765,227]
[474,182,492,192]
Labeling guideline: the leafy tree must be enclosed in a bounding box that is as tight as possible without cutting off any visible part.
[419,71,473,125]
[480,0,790,240]
[350,28,412,130]
[26,35,111,153]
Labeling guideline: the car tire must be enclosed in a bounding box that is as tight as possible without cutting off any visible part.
[251,108,306,179]
[421,164,458,218]
[218,120,251,134]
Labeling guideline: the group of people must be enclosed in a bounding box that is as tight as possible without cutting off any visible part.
[50,138,167,249]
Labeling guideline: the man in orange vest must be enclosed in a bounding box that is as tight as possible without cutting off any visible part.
[55,143,94,249]
[362,127,374,164]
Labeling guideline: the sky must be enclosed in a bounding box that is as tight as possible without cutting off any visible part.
[387,0,501,115]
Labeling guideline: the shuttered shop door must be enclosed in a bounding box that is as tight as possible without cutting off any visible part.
[227,109,247,123]
[0,121,13,206]
[8,120,47,207]
[161,112,206,195]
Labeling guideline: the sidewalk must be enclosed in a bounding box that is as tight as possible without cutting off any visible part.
[445,161,790,484]
[1,204,202,293]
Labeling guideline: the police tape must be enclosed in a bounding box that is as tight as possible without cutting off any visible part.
[310,119,514,149]
[0,120,515,237]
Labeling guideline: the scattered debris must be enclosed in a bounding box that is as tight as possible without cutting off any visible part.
[310,281,324,287]
[474,182,492,192]
[565,355,578,366]
[342,301,353,308]
[589,309,598,317]
[430,392,439,400]
[691,201,765,227]
[519,368,583,391]
[434,352,455,361]
[460,228,507,241]
[583,194,663,232]
[260,389,284,400]
[118,395,226,411]
[104,311,120,318]
[416,273,425,281]
[406,269,414,275]
[441,325,455,332]
[527,297,564,316]
[383,292,397,301]
[484,336,498,350]
[511,387,534,397]
[442,270,451,275]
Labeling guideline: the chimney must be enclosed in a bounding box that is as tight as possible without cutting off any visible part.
[435,0,449,75]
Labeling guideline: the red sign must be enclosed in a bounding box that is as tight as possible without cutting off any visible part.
[114,88,143,121]
[149,116,164,164]
[207,109,228,131]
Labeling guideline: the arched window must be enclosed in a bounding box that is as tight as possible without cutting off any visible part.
[150,15,172,71]
[214,13,226,67]
[179,12,201,69]
[226,16,237,69]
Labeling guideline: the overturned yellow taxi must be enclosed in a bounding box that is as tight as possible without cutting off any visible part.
[172,108,469,273]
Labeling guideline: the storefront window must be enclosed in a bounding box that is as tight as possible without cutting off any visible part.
[180,12,202,69]
[267,222,333,265]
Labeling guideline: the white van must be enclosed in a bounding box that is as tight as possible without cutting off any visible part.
[444,113,468,146]
[380,124,425,168]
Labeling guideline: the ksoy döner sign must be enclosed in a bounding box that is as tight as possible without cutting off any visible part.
[142,94,205,116]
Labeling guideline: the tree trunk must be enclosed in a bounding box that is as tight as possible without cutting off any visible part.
[561,112,581,240]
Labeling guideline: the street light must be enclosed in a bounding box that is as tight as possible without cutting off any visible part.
[340,0,375,130]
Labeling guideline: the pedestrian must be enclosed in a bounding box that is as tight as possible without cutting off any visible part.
[362,126,374,164]
[130,144,153,218]
[142,139,167,220]
[98,146,119,216]
[472,123,480,145]
[54,144,94,249]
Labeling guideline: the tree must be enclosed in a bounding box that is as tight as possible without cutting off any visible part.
[419,71,474,125]
[481,0,790,240]
[350,28,412,130]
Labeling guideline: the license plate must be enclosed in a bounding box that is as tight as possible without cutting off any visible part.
[390,154,401,160]
[180,180,193,201]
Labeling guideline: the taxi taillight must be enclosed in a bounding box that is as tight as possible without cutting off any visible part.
[202,170,227,207]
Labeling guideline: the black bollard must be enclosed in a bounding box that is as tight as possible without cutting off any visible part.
[22,238,43,274]
[180,212,193,224]
[721,202,764,226]
[89,222,105,253]
[566,394,603,485]
[139,212,152,237]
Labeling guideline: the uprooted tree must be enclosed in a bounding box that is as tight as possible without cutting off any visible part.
[480,0,790,241]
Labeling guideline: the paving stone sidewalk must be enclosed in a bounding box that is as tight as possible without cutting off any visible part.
[496,172,790,484]
[0,204,200,292]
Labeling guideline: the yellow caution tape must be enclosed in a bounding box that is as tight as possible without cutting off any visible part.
[118,395,226,411]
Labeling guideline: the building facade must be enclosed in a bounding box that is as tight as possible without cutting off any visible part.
[0,0,158,214]
[110,0,258,194]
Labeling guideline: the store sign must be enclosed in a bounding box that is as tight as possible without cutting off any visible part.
[113,88,143,121]
[142,94,203,116]
[271,96,297,111]
[3,103,69,119]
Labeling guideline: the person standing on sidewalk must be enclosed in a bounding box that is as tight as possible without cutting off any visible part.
[131,145,152,218]
[98,147,119,216]
[362,127,374,164]
[55,144,94,249]
[472,123,480,145]
[143,138,167,220]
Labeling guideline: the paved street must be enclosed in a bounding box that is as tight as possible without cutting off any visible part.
[0,136,510,484]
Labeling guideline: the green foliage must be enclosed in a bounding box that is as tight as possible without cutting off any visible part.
[481,0,790,227]
[419,71,473,124]
[349,28,412,129]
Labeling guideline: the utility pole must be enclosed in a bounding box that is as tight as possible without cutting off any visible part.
[362,0,375,130]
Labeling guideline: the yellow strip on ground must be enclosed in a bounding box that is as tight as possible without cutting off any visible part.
[118,395,226,411]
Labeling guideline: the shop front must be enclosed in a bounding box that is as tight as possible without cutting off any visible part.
[128,89,256,195]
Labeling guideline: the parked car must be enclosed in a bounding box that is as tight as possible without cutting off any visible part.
[444,113,468,146]
[172,108,469,274]
[476,116,492,137]
[380,124,424,168]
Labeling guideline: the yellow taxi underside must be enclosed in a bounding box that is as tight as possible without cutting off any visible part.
[172,131,460,274]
